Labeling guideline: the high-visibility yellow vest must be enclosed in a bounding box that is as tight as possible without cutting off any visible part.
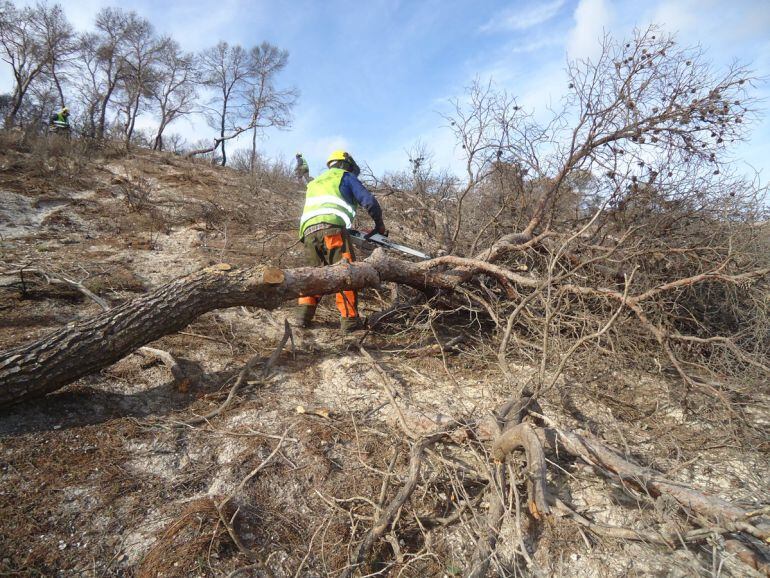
[51,111,69,128]
[299,168,357,238]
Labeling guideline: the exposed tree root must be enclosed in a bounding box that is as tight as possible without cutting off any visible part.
[492,423,551,520]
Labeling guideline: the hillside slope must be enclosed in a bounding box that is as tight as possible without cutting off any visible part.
[0,140,768,577]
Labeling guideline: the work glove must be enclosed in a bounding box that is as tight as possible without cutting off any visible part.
[365,224,388,239]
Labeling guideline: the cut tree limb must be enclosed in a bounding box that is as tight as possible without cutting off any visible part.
[2,245,766,408]
[0,250,468,406]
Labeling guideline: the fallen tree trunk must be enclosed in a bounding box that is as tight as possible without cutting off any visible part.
[0,250,462,407]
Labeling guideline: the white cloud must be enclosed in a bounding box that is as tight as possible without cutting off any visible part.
[648,0,770,46]
[567,0,613,61]
[508,35,563,54]
[480,0,566,33]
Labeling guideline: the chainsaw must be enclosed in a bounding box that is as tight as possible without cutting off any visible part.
[348,229,431,260]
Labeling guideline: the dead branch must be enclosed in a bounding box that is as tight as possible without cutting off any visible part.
[185,124,259,159]
[492,423,551,519]
[184,320,292,426]
[417,255,537,287]
[535,423,770,541]
[3,235,766,408]
[341,432,446,578]
[137,346,188,385]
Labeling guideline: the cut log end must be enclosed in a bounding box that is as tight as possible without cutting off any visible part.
[262,267,285,285]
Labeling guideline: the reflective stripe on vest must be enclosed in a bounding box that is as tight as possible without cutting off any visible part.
[299,168,357,237]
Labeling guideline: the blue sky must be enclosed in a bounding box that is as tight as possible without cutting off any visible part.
[3,0,770,180]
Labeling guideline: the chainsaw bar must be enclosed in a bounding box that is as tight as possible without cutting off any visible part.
[348,229,431,260]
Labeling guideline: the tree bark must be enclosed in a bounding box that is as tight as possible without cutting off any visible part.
[0,251,459,407]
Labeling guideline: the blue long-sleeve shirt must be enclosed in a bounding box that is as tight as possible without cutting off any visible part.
[339,171,383,229]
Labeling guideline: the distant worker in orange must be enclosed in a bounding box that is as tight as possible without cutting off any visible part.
[295,150,386,332]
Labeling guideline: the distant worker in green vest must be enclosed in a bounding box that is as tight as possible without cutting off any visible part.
[295,152,311,184]
[49,106,70,132]
[295,150,386,332]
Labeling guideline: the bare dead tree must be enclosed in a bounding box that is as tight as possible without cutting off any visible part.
[0,1,73,127]
[196,41,253,166]
[150,39,197,151]
[115,15,164,146]
[92,7,134,139]
[189,41,296,166]
[0,1,45,126]
[427,27,769,410]
[32,2,75,108]
[70,32,102,136]
[245,42,297,172]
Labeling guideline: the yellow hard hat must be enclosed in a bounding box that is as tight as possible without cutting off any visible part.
[62,107,69,113]
[326,150,349,166]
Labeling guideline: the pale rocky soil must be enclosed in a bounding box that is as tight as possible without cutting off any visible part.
[0,140,767,577]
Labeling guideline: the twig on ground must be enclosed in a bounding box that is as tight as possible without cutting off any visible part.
[183,320,292,426]
[341,432,446,578]
[358,345,413,438]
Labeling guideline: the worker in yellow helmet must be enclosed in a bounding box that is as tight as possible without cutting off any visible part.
[49,106,70,132]
[295,150,386,332]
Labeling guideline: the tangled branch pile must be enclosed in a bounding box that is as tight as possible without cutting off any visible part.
[331,27,770,574]
[376,27,769,414]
